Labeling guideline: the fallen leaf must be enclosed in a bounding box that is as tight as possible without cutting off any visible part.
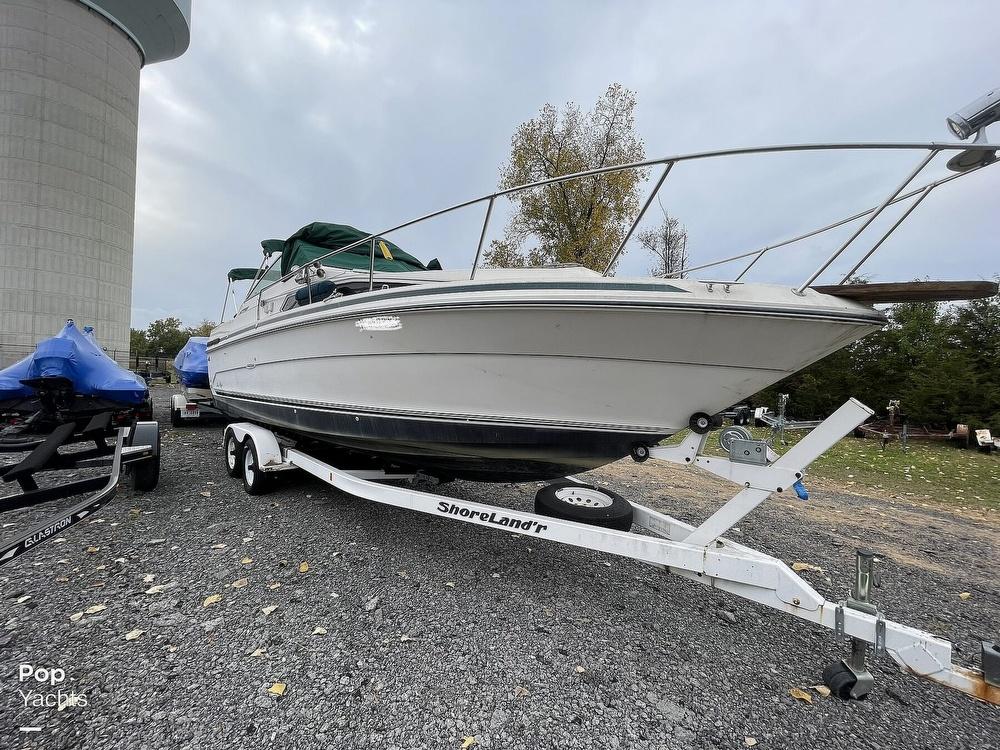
[231,578,249,589]
[210,543,227,550]
[124,629,145,641]
[298,562,309,573]
[445,582,455,588]
[789,687,813,704]
[16,595,31,604]
[241,557,253,565]
[791,562,824,573]
[250,648,266,657]
[261,605,277,616]
[312,626,327,635]
[364,596,380,612]
[86,547,100,554]
[959,592,971,600]
[745,739,757,748]
[142,574,155,583]
[84,604,106,614]
[514,686,530,698]
[400,634,414,642]
[55,576,69,582]
[268,682,286,696]
[199,491,211,497]
[812,685,831,697]
[574,666,586,674]
[145,584,168,595]
[203,594,222,607]
[461,738,477,749]
[69,612,84,622]
[267,583,281,590]
[166,645,177,653]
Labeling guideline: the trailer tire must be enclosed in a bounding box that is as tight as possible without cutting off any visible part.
[130,422,160,492]
[241,438,272,495]
[170,408,182,427]
[223,429,242,478]
[534,482,633,531]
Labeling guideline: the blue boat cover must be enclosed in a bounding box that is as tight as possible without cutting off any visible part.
[0,321,147,405]
[173,337,210,388]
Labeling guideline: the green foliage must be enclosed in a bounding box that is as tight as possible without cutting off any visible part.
[485,83,647,272]
[756,285,1000,429]
[129,317,216,357]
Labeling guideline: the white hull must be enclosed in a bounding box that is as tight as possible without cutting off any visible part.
[209,273,884,479]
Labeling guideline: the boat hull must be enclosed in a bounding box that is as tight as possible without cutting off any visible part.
[209,283,884,481]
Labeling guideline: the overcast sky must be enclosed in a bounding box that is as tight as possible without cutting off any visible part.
[132,0,999,328]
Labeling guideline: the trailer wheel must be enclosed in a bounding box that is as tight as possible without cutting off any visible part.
[130,422,160,492]
[223,429,242,478]
[241,438,272,495]
[534,482,633,531]
[822,661,867,700]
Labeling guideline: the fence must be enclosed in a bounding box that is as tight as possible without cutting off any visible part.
[0,344,178,379]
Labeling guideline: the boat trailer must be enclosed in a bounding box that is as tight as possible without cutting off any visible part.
[0,413,160,565]
[222,399,1000,705]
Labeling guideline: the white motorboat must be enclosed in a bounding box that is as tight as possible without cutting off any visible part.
[208,133,998,481]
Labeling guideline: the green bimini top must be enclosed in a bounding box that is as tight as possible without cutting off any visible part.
[269,222,430,277]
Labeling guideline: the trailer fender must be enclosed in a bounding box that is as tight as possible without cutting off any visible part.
[226,423,287,471]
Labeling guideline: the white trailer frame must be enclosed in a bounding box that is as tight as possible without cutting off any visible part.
[223,399,999,705]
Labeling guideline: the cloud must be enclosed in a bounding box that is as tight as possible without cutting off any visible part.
[130,0,999,329]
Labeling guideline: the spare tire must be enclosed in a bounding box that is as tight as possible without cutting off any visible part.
[534,481,633,531]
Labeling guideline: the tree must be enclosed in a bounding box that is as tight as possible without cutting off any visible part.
[187,320,216,337]
[484,83,647,272]
[129,328,148,355]
[638,207,688,277]
[130,317,219,356]
[753,281,1000,429]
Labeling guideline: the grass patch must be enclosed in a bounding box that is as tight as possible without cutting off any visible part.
[665,426,1000,510]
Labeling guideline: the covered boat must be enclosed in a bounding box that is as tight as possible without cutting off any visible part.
[0,320,148,415]
[173,337,210,388]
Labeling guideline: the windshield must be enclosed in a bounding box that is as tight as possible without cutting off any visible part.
[245,256,282,299]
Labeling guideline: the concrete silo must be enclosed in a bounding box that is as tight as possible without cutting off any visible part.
[0,0,191,365]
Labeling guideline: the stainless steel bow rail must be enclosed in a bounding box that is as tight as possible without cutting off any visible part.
[0,415,161,565]
[231,138,999,316]
[222,401,1000,706]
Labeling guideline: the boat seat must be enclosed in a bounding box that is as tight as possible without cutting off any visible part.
[294,280,338,306]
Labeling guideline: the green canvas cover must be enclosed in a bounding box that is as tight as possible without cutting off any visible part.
[275,222,428,276]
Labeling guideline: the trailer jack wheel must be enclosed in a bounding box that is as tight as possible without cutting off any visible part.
[822,660,871,701]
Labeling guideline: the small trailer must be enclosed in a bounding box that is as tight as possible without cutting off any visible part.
[169,387,226,426]
[220,399,999,706]
[0,413,160,565]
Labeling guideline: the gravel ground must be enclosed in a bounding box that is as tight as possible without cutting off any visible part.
[1,385,997,749]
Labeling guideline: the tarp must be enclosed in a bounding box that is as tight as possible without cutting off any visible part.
[0,321,148,405]
[276,222,428,276]
[173,337,210,388]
